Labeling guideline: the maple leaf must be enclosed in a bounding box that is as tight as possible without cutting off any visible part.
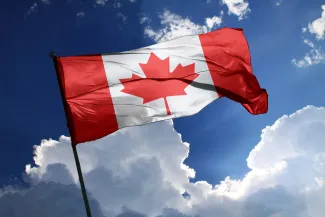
[120,52,199,115]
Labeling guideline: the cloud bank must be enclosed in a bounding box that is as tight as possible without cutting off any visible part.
[1,105,325,217]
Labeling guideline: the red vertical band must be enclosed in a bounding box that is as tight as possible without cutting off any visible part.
[55,55,119,146]
[199,28,268,114]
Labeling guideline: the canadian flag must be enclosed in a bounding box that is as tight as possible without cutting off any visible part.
[54,28,268,146]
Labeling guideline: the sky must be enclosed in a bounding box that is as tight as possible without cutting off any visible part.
[0,0,325,216]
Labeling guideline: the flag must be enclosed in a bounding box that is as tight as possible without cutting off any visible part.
[53,27,268,146]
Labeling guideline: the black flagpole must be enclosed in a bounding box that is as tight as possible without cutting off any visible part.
[72,145,93,217]
[49,51,93,217]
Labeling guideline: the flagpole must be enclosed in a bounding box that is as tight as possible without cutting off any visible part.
[49,51,93,217]
[72,145,93,217]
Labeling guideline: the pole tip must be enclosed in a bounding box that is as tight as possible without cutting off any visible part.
[49,51,56,58]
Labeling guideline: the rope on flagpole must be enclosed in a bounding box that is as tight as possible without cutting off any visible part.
[49,51,93,217]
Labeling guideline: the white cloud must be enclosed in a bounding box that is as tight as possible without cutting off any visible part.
[144,10,223,43]
[221,0,251,20]
[308,5,325,40]
[41,0,50,4]
[303,38,315,48]
[293,6,325,68]
[24,0,52,19]
[292,38,325,68]
[24,2,38,19]
[0,105,323,216]
[247,105,325,170]
[139,14,151,24]
[28,3,38,12]
[96,0,135,7]
[117,12,127,22]
[292,45,325,67]
[96,0,109,6]
[77,12,86,17]
[113,1,122,8]
[0,182,106,217]
[184,105,325,216]
[205,11,224,29]
[275,0,283,6]
[25,120,193,217]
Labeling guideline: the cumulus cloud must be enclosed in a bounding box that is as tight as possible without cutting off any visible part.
[184,105,325,216]
[1,105,325,216]
[0,182,106,217]
[25,120,193,217]
[221,0,251,20]
[144,10,223,42]
[0,105,323,216]
[308,5,325,40]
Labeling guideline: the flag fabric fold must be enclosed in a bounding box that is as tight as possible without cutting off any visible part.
[53,27,268,146]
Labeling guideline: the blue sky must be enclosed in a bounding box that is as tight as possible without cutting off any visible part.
[1,0,325,217]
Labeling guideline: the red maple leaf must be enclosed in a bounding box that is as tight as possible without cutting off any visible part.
[120,52,199,115]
